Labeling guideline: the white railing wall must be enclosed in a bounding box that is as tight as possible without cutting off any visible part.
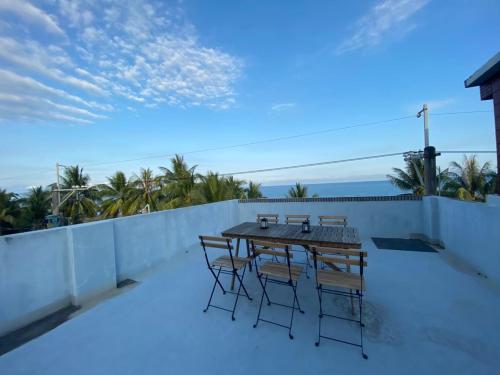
[238,199,424,239]
[0,200,239,336]
[423,196,500,286]
[1,196,499,337]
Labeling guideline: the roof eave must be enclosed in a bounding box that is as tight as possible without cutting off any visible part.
[464,51,500,88]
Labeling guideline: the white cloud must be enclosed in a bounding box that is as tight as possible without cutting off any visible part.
[0,69,112,111]
[271,103,296,112]
[0,37,105,94]
[0,0,65,35]
[336,0,430,55]
[0,0,242,125]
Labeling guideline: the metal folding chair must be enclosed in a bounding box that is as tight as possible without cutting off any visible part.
[256,213,280,263]
[311,246,368,359]
[199,235,253,321]
[256,213,279,224]
[285,214,312,278]
[318,215,348,227]
[251,240,304,339]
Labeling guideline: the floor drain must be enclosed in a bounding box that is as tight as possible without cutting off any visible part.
[117,279,137,288]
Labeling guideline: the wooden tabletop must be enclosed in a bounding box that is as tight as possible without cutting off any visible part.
[222,222,361,249]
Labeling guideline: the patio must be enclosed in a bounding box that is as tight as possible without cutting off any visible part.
[1,237,499,375]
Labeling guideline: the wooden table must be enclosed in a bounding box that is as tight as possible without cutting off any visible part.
[222,222,361,288]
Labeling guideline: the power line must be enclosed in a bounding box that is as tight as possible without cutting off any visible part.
[220,149,497,176]
[0,110,494,182]
[220,152,405,176]
[430,110,492,116]
[83,110,493,168]
[84,115,416,168]
[442,150,496,153]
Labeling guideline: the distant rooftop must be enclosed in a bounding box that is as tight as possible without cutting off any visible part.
[464,52,500,87]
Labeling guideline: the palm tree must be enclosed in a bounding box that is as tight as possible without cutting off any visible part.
[158,155,201,209]
[0,189,21,234]
[445,155,496,201]
[20,186,51,229]
[60,165,96,224]
[287,182,308,198]
[197,172,229,203]
[99,171,131,218]
[127,168,160,214]
[387,158,425,195]
[225,176,246,199]
[245,181,263,198]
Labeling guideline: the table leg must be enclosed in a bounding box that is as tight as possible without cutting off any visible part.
[231,238,241,290]
[246,239,252,272]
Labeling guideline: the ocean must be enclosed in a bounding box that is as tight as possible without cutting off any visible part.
[260,180,403,198]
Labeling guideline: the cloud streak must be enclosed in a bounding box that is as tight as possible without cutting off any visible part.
[336,0,430,55]
[0,0,65,35]
[271,103,296,112]
[0,0,242,125]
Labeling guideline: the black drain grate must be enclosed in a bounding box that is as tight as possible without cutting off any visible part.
[372,238,437,253]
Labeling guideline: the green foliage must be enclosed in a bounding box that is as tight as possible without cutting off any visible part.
[388,154,496,201]
[443,155,496,201]
[3,153,496,234]
[245,181,263,199]
[19,186,51,229]
[0,189,20,234]
[387,158,425,196]
[98,171,131,218]
[287,182,308,198]
[60,165,97,224]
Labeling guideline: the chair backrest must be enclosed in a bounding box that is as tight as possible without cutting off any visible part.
[199,235,234,267]
[256,213,279,224]
[285,214,310,224]
[251,240,292,259]
[251,240,295,280]
[318,215,347,227]
[311,246,367,276]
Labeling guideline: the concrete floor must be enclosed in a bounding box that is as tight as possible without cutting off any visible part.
[0,239,499,375]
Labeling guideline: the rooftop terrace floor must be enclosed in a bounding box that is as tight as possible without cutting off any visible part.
[1,239,499,375]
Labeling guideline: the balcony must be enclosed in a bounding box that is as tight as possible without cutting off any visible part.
[1,196,500,374]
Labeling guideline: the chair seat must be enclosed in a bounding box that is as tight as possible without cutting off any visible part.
[317,269,366,291]
[259,262,303,281]
[211,255,251,270]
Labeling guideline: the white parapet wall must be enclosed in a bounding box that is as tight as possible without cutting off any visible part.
[0,200,240,336]
[238,197,425,239]
[423,196,500,286]
[1,196,498,337]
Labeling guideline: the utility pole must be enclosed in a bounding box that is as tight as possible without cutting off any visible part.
[417,104,429,147]
[56,163,61,212]
[417,104,440,195]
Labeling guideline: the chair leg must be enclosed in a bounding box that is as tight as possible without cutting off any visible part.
[204,267,223,313]
[350,289,355,315]
[208,266,226,294]
[291,281,304,314]
[359,294,367,359]
[288,285,296,340]
[253,275,268,328]
[315,285,323,346]
[231,264,254,321]
[245,240,253,272]
[255,269,272,305]
[305,250,311,279]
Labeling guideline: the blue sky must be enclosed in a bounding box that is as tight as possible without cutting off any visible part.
[0,0,499,192]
